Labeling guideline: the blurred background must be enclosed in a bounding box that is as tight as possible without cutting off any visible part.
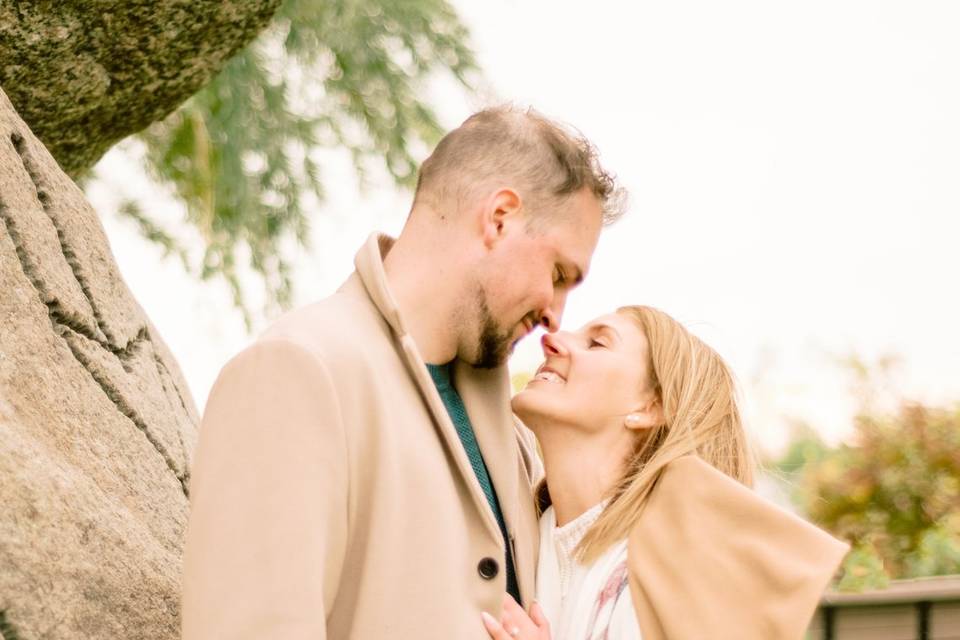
[82,0,959,593]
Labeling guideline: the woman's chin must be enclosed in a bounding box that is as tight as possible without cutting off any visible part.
[511,390,538,422]
[511,389,559,428]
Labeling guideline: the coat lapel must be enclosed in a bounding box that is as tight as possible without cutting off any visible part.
[454,359,540,602]
[351,234,503,545]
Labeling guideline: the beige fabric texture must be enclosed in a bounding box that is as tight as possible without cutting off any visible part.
[182,234,542,639]
[628,455,849,640]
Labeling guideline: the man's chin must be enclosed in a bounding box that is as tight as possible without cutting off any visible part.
[473,339,513,369]
[472,319,524,368]
[475,351,510,369]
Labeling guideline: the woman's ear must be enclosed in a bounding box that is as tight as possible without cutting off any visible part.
[624,398,663,431]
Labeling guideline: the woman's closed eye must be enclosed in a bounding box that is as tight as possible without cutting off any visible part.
[589,339,607,349]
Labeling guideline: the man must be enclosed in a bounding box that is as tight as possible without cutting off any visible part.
[181,106,624,639]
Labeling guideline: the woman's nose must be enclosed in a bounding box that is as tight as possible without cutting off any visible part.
[541,332,569,357]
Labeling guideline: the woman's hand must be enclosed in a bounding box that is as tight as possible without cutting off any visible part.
[481,594,552,640]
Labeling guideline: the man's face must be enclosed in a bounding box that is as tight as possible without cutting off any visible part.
[467,187,604,368]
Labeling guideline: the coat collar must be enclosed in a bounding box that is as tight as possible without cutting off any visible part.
[353,233,406,337]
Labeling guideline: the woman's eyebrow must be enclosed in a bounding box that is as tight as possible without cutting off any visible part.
[586,323,622,341]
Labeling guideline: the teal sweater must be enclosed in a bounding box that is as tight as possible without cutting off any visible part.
[426,363,520,603]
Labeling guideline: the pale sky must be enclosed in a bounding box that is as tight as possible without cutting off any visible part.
[88,0,960,455]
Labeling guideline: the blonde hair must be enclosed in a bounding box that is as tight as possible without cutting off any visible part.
[574,305,757,563]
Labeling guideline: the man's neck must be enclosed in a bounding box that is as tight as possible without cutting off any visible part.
[383,215,472,365]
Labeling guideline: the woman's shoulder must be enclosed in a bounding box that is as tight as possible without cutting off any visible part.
[625,455,849,639]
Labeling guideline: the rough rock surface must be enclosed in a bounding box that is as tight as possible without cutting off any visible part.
[0,0,283,176]
[0,86,198,639]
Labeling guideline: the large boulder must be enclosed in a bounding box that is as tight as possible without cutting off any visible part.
[0,86,198,639]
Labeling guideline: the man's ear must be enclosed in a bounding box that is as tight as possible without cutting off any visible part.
[624,397,664,432]
[481,188,522,248]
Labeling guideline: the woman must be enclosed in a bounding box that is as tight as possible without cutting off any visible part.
[482,305,848,640]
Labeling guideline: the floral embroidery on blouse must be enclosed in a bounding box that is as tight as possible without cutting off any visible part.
[582,560,630,640]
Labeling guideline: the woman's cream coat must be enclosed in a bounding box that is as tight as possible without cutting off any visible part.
[627,456,850,639]
[533,456,847,639]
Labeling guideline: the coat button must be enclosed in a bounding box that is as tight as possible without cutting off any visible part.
[477,557,499,580]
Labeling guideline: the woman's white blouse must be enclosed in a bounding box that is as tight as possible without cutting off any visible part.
[536,504,642,640]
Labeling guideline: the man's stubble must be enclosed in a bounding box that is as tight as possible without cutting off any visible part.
[473,288,517,370]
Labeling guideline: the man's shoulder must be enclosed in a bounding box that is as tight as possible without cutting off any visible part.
[254,276,390,368]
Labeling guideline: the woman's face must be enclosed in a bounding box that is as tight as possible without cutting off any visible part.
[512,312,656,432]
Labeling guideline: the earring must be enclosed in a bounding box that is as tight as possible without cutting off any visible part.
[625,413,643,428]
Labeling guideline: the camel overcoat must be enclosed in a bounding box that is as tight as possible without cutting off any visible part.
[182,234,542,639]
[627,456,850,639]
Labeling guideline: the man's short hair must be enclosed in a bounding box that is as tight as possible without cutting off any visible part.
[413,105,625,225]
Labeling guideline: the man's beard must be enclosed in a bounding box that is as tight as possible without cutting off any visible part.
[474,292,516,369]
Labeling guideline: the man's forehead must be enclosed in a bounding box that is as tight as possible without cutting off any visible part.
[566,192,604,255]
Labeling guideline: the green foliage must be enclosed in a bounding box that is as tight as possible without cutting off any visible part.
[772,422,830,475]
[115,200,190,270]
[0,610,21,640]
[907,516,960,576]
[133,0,478,324]
[778,402,960,591]
[835,542,890,591]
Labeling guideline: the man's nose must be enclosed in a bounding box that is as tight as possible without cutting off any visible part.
[539,290,569,333]
[539,309,559,333]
